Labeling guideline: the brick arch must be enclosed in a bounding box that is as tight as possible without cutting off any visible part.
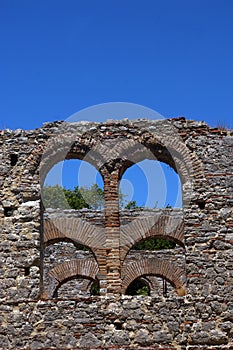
[39,134,104,187]
[49,259,99,295]
[44,217,105,256]
[121,258,186,295]
[84,133,178,180]
[20,119,205,191]
[114,120,205,206]
[27,126,114,188]
[86,138,154,172]
[120,212,184,263]
[44,217,106,266]
[144,119,205,183]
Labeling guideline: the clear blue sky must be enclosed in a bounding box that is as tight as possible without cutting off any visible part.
[0,0,233,130]
[1,1,232,208]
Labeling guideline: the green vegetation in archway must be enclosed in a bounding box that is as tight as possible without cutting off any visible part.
[134,237,176,250]
[126,279,150,296]
[90,280,100,296]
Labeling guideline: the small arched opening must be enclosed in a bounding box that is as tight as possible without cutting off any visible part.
[53,276,98,298]
[43,240,98,298]
[125,277,151,296]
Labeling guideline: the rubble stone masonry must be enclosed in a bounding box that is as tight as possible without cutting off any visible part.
[0,117,232,349]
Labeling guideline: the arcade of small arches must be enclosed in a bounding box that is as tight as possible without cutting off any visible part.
[39,120,205,298]
[43,212,186,298]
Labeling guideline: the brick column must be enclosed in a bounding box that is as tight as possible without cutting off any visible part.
[104,169,121,294]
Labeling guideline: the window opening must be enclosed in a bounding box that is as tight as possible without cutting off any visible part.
[4,207,14,217]
[197,199,206,209]
[10,154,18,166]
[42,159,104,210]
[126,278,150,296]
[119,159,182,209]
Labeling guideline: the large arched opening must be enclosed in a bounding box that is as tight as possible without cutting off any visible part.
[40,136,105,298]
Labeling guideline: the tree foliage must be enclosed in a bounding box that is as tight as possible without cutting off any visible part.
[42,184,70,209]
[125,200,141,210]
[79,184,104,210]
[42,184,103,210]
[43,184,126,210]
[134,237,176,250]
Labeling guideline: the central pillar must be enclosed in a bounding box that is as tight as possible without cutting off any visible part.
[104,169,121,294]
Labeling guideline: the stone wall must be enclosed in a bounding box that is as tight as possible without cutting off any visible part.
[1,295,233,349]
[0,117,233,349]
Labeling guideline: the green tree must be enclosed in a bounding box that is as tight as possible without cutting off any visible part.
[79,184,104,210]
[43,184,128,210]
[118,189,128,209]
[136,285,150,296]
[42,184,103,210]
[64,186,90,209]
[125,200,141,210]
[42,184,70,209]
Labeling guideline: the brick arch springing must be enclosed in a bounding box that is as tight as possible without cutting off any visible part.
[120,212,184,263]
[121,258,186,295]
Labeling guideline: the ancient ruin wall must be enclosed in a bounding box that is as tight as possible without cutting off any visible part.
[0,118,233,349]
